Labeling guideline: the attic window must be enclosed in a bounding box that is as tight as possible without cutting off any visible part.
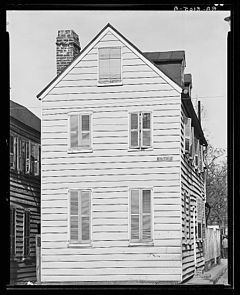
[98,47,122,85]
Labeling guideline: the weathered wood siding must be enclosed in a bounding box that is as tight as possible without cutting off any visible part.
[180,106,206,281]
[41,31,183,283]
[10,120,40,283]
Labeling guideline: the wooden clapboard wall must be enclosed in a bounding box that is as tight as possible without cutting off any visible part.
[180,106,206,282]
[41,30,183,283]
[10,118,40,283]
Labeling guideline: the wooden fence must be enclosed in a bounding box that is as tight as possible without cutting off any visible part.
[204,226,221,270]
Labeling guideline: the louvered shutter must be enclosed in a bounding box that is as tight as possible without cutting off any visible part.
[142,113,151,147]
[81,191,90,241]
[130,113,140,148]
[81,115,90,148]
[10,207,16,257]
[142,190,151,240]
[21,140,26,173]
[130,190,140,240]
[70,191,79,242]
[184,117,191,153]
[24,211,30,257]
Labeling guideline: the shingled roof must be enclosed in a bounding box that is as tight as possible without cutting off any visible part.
[143,51,185,87]
[10,100,41,133]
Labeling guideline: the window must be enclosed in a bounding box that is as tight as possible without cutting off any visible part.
[10,136,14,169]
[10,207,16,257]
[130,189,152,243]
[23,210,30,257]
[69,114,91,150]
[197,222,202,239]
[190,127,195,160]
[183,117,191,154]
[10,134,40,176]
[98,47,121,84]
[194,138,200,168]
[129,112,152,149]
[69,190,91,244]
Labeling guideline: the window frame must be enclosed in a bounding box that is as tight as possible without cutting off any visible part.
[97,46,123,87]
[129,111,153,150]
[68,112,93,153]
[129,188,153,245]
[183,117,192,154]
[68,189,92,247]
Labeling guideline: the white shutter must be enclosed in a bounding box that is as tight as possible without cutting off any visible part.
[70,191,79,242]
[130,113,140,148]
[141,113,151,148]
[99,47,121,84]
[130,190,140,240]
[81,191,90,242]
[70,115,79,148]
[142,190,151,240]
[184,117,191,153]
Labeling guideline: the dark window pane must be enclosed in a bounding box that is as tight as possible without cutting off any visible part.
[82,115,90,131]
[131,113,138,129]
[142,113,150,129]
[70,191,78,215]
[142,190,151,213]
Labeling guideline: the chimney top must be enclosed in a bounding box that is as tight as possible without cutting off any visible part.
[56,29,81,75]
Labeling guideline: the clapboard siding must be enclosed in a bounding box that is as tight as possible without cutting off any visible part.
[41,30,183,283]
[10,118,40,284]
[180,105,206,281]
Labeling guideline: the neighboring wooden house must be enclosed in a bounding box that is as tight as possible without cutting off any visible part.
[10,100,41,284]
[37,24,207,284]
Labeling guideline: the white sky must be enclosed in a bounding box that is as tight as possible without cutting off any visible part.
[7,10,229,150]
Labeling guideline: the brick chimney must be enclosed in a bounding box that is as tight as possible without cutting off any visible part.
[56,30,81,75]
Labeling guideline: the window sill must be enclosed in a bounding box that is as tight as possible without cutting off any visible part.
[68,149,93,154]
[128,147,153,152]
[128,242,154,247]
[97,82,123,87]
[67,242,92,248]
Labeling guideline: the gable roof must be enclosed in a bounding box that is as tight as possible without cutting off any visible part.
[37,23,182,100]
[10,100,41,133]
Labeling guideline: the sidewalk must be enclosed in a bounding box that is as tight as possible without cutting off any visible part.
[184,259,228,285]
